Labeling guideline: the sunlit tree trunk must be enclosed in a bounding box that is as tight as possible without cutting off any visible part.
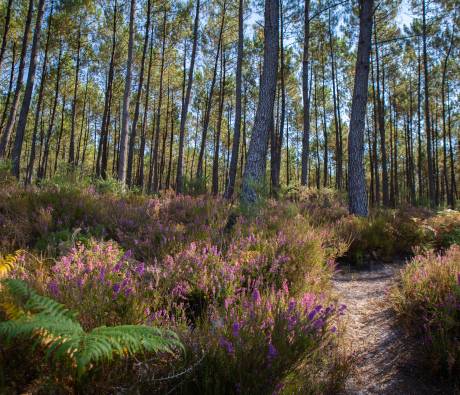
[348,0,373,217]
[241,0,279,205]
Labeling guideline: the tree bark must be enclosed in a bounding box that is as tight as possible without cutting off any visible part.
[422,0,435,207]
[212,48,226,195]
[12,0,46,178]
[152,9,167,193]
[0,0,13,75]
[118,0,135,186]
[128,0,151,187]
[27,5,53,184]
[176,0,200,193]
[196,2,226,181]
[348,0,373,217]
[69,24,81,167]
[0,0,34,158]
[240,0,279,205]
[225,0,244,199]
[300,0,311,186]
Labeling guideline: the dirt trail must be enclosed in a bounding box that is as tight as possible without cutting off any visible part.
[333,263,448,395]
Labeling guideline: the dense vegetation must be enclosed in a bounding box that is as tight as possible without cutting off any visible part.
[0,179,459,392]
[0,0,459,393]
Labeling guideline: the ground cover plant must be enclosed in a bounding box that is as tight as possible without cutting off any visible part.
[0,185,353,393]
[390,246,460,381]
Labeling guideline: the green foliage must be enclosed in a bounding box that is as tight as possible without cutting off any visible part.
[0,159,16,187]
[390,246,460,380]
[183,175,208,196]
[0,279,182,378]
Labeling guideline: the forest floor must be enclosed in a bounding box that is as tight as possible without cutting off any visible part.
[334,262,452,395]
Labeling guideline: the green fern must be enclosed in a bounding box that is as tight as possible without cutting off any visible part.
[0,279,183,377]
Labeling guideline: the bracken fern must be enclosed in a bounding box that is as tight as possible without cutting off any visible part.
[0,250,24,278]
[0,279,183,378]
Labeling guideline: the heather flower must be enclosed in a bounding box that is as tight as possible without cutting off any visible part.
[232,321,241,338]
[219,337,234,354]
[313,318,325,330]
[267,342,278,360]
[252,288,261,305]
[48,281,59,297]
[135,262,145,276]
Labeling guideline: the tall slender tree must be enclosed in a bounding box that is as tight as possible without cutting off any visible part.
[11,0,46,178]
[241,0,279,205]
[348,0,373,217]
[118,0,136,186]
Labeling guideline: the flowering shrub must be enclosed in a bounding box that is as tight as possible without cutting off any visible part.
[0,187,352,393]
[391,245,460,380]
[189,286,348,393]
[42,241,149,329]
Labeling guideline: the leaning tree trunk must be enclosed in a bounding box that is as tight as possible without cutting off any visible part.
[27,5,53,184]
[118,0,135,186]
[240,0,279,205]
[0,0,34,158]
[11,0,46,178]
[348,0,373,217]
[0,0,13,75]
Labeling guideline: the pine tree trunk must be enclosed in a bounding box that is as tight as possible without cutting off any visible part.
[12,0,46,178]
[348,0,373,217]
[0,42,16,134]
[69,24,81,167]
[422,0,435,207]
[27,6,53,184]
[176,0,200,193]
[137,23,154,189]
[97,1,117,179]
[152,10,167,193]
[225,0,244,199]
[212,49,226,195]
[118,0,135,186]
[0,0,34,158]
[300,0,311,186]
[240,0,279,205]
[0,0,13,74]
[127,0,151,187]
[196,3,226,181]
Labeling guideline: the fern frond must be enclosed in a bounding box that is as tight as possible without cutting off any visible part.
[3,278,77,320]
[0,250,24,278]
[0,279,183,378]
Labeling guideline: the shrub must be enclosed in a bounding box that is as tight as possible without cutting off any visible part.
[0,279,182,383]
[186,286,348,394]
[390,246,460,380]
[424,210,460,251]
[336,210,428,264]
[12,241,152,329]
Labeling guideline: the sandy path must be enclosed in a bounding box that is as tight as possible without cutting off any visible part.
[333,263,449,395]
